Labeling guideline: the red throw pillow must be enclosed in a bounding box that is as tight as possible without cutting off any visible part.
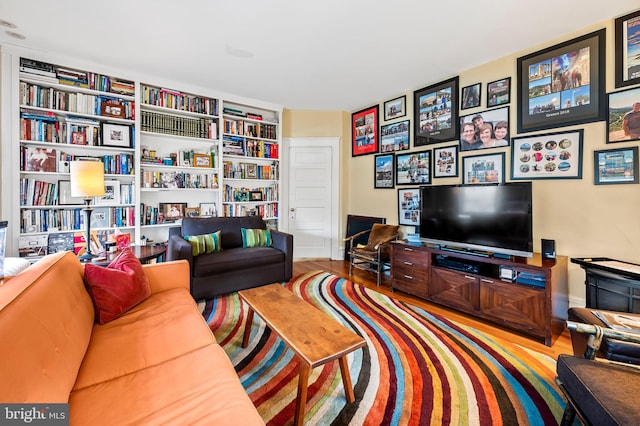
[84,248,151,324]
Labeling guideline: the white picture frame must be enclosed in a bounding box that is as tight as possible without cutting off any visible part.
[94,180,120,205]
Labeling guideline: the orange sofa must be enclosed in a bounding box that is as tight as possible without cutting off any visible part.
[0,251,264,425]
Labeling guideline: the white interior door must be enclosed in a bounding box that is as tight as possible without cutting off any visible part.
[288,144,333,259]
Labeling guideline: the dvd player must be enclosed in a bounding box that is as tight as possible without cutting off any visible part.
[435,255,479,274]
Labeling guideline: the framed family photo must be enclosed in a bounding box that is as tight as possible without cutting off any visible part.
[397,187,420,227]
[380,120,410,152]
[614,9,640,88]
[459,106,510,151]
[607,86,640,143]
[414,76,459,146]
[352,105,379,157]
[510,129,583,180]
[433,145,458,178]
[383,96,406,121]
[395,151,431,185]
[594,146,638,185]
[374,153,394,189]
[462,152,505,184]
[487,77,511,107]
[516,29,606,134]
[461,83,481,109]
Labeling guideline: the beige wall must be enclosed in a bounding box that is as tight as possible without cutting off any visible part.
[284,18,640,306]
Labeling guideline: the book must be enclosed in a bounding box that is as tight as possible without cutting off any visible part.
[593,311,640,334]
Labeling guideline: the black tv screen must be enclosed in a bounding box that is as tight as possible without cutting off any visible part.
[420,182,533,258]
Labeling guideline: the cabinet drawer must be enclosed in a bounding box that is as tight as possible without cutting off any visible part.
[393,263,429,283]
[392,245,429,266]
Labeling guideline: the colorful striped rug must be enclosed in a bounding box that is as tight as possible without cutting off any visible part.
[203,271,565,425]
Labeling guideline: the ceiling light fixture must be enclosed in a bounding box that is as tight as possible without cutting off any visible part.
[5,31,25,40]
[0,19,17,29]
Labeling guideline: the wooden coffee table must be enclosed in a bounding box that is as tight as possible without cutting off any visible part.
[239,284,366,426]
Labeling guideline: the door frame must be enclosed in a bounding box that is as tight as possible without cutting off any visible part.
[282,137,341,260]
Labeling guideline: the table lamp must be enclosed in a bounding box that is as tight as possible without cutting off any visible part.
[70,160,104,261]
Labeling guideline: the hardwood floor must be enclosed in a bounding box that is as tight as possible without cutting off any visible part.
[293,259,574,360]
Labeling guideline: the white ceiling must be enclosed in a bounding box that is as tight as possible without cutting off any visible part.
[0,1,637,111]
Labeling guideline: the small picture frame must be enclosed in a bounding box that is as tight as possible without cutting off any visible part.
[101,123,131,148]
[57,180,85,205]
[246,163,258,179]
[383,95,406,121]
[100,102,126,119]
[395,150,431,185]
[185,207,201,217]
[199,202,217,217]
[374,153,395,189]
[462,152,505,184]
[461,83,481,109]
[433,145,459,178]
[249,190,264,201]
[71,132,87,145]
[510,129,583,180]
[352,105,379,157]
[614,9,640,88]
[193,153,212,168]
[594,146,639,185]
[90,207,112,229]
[159,202,187,222]
[94,180,120,206]
[397,187,420,226]
[487,77,511,107]
[607,86,640,143]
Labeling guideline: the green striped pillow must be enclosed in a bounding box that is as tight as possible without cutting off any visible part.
[184,231,222,256]
[241,228,272,248]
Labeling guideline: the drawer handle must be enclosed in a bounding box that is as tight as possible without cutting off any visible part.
[481,278,494,284]
[403,261,413,266]
[404,247,414,252]
[403,275,414,280]
[464,275,475,280]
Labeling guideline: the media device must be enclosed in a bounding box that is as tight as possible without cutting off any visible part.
[541,239,556,259]
[420,182,533,258]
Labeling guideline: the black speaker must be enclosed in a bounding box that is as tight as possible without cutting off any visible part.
[541,239,556,259]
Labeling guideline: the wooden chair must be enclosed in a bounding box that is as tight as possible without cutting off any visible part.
[345,223,399,286]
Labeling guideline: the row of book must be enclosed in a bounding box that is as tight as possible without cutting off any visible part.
[141,149,217,168]
[222,161,279,180]
[222,136,279,159]
[21,110,105,145]
[141,170,219,189]
[222,107,265,122]
[220,202,278,219]
[20,179,135,207]
[20,147,135,175]
[20,205,135,234]
[20,58,134,95]
[223,184,279,202]
[140,110,217,139]
[222,118,277,140]
[141,85,218,116]
[19,82,135,119]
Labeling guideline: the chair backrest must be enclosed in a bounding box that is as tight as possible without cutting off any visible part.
[365,224,399,250]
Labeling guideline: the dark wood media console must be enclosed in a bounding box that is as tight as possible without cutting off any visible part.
[391,243,568,346]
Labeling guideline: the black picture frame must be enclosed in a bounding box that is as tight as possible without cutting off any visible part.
[374,153,394,189]
[101,123,132,148]
[433,145,459,178]
[516,29,606,134]
[607,86,640,143]
[594,146,639,185]
[510,129,583,180]
[462,152,505,184]
[352,105,379,157]
[459,106,510,151]
[461,83,481,110]
[487,77,511,107]
[383,95,406,121]
[395,150,431,185]
[414,76,459,146]
[380,120,410,152]
[397,187,420,227]
[614,9,640,88]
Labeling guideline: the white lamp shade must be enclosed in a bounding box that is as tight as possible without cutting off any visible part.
[70,161,105,197]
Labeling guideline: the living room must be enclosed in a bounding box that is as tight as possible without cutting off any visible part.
[1,1,640,425]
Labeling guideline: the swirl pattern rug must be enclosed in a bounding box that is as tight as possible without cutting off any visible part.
[202,271,565,425]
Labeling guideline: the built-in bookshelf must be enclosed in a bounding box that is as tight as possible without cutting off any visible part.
[15,57,136,260]
[138,83,221,243]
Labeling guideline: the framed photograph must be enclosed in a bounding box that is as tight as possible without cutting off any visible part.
[352,105,379,157]
[245,163,257,179]
[607,86,640,143]
[395,150,431,185]
[462,152,505,184]
[414,76,459,146]
[249,190,264,201]
[384,95,406,121]
[71,132,87,145]
[615,9,640,88]
[25,147,57,172]
[193,153,212,168]
[461,83,481,110]
[57,180,85,205]
[159,202,187,222]
[374,153,394,189]
[594,146,639,185]
[199,202,217,217]
[397,187,420,226]
[185,207,201,218]
[487,77,511,107]
[433,145,459,178]
[380,120,410,152]
[516,29,606,134]
[90,207,112,229]
[101,123,131,148]
[459,106,510,151]
[100,102,126,119]
[94,180,120,205]
[510,129,583,180]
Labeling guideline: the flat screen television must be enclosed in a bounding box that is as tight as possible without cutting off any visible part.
[420,182,533,258]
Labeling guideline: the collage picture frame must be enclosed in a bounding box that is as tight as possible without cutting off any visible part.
[433,145,458,178]
[380,120,410,152]
[462,152,505,184]
[414,76,459,146]
[395,150,431,185]
[510,129,583,180]
[352,105,379,157]
[397,187,420,227]
[594,146,638,185]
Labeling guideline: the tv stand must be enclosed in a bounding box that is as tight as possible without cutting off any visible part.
[391,243,568,346]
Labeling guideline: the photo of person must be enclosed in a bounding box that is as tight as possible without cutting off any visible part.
[608,86,640,143]
[459,106,510,151]
[461,83,480,109]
